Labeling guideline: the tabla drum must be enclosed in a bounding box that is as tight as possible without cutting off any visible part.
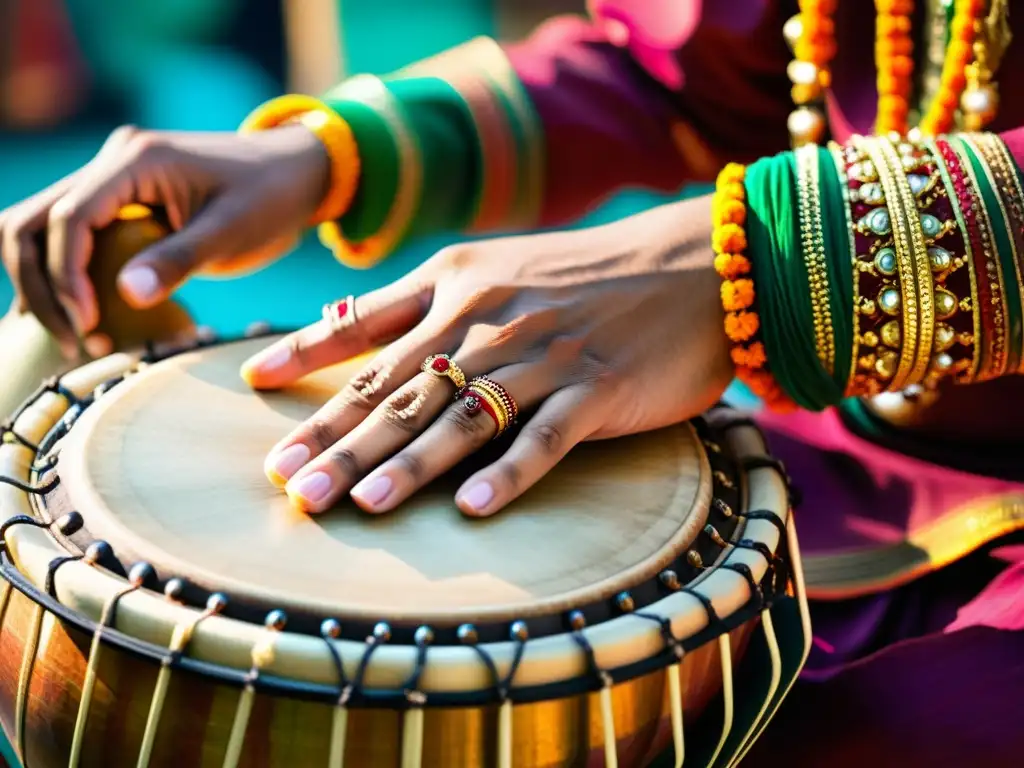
[0,333,809,768]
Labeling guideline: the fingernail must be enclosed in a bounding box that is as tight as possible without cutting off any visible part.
[351,474,393,509]
[288,471,333,505]
[118,266,161,305]
[458,481,494,514]
[265,443,310,487]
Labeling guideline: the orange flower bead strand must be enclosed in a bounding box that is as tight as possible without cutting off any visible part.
[919,0,984,135]
[874,0,915,136]
[711,163,797,412]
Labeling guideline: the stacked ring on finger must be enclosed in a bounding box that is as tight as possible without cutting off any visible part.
[421,354,466,389]
[459,376,518,436]
[322,295,357,332]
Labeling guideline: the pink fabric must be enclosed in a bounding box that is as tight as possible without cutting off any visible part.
[755,408,1024,552]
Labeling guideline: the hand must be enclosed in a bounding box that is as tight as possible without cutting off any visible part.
[0,124,329,356]
[242,195,732,517]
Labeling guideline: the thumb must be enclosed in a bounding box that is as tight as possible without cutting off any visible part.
[116,193,253,308]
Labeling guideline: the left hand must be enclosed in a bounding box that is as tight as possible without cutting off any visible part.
[240,195,732,517]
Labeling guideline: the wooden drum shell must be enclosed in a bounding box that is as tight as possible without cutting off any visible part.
[0,591,747,767]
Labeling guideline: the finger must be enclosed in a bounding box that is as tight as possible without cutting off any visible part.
[347,363,559,514]
[240,280,433,390]
[454,384,608,517]
[4,214,78,357]
[281,370,461,513]
[116,191,266,309]
[261,330,446,488]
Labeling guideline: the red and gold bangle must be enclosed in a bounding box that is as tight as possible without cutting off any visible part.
[873,0,914,136]
[711,163,796,412]
[906,137,978,384]
[240,94,360,225]
[937,136,1006,380]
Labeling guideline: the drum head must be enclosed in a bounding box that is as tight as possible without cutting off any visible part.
[57,337,711,625]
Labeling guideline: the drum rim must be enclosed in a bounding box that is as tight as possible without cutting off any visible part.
[54,343,715,625]
[0,334,793,703]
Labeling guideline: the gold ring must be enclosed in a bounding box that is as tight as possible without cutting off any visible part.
[322,295,357,332]
[422,354,466,389]
[459,376,518,436]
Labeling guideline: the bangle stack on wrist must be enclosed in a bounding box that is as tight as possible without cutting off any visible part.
[713,130,1024,412]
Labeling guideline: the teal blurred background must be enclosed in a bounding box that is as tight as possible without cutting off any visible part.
[0,0,682,335]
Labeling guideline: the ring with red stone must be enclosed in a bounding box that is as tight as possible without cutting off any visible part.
[458,385,507,435]
[322,295,358,332]
[459,377,517,436]
[421,354,467,389]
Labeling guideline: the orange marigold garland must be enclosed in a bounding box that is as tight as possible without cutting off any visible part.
[873,0,915,136]
[919,0,984,135]
[712,163,797,412]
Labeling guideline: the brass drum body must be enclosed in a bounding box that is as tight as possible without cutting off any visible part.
[0,335,810,768]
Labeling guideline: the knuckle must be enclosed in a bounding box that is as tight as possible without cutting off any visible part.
[441,405,492,444]
[575,351,620,391]
[391,451,427,483]
[378,402,427,435]
[306,419,340,453]
[494,460,522,492]
[125,132,168,163]
[337,380,377,414]
[434,244,474,272]
[525,420,564,456]
[106,124,139,147]
[327,447,363,481]
[544,334,586,366]
[47,196,80,227]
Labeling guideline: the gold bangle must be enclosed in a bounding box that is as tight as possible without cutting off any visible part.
[239,95,360,225]
[952,136,1009,380]
[828,141,860,393]
[857,136,919,390]
[318,75,423,270]
[796,144,834,375]
[879,136,935,387]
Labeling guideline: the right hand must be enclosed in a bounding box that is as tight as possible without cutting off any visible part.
[0,123,330,355]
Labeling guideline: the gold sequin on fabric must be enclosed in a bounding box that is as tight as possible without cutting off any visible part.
[796,144,834,374]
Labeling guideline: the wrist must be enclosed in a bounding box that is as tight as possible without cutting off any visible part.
[240,95,360,225]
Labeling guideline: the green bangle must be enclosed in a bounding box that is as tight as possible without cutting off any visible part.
[386,77,481,236]
[747,152,844,410]
[818,144,855,391]
[326,99,401,242]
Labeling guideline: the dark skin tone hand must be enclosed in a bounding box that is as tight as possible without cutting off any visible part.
[0,124,330,357]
